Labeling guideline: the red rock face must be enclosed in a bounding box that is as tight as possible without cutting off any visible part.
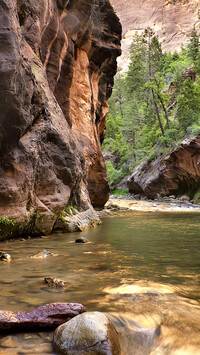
[127,137,200,199]
[0,302,86,331]
[0,0,121,236]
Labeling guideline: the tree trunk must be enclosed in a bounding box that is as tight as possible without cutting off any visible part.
[152,89,165,136]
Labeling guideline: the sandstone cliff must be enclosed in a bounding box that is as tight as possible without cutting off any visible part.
[127,137,200,200]
[0,0,121,238]
[110,0,200,70]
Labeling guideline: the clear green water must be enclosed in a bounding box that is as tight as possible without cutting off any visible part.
[0,211,200,354]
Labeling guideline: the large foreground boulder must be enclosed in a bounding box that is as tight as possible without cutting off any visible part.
[53,311,121,354]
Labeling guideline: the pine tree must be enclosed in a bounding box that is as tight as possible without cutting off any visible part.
[188,27,199,61]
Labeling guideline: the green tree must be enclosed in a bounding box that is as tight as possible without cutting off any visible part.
[188,27,199,61]
[176,78,200,132]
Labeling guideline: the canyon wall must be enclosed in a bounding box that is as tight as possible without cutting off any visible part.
[127,137,200,200]
[110,0,200,70]
[0,0,121,238]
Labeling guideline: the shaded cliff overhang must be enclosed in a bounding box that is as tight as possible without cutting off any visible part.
[127,136,200,199]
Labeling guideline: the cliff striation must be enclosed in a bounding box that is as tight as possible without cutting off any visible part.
[0,0,121,238]
[110,0,200,70]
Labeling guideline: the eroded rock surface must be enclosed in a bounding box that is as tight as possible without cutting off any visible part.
[0,0,121,238]
[127,136,200,200]
[0,303,86,332]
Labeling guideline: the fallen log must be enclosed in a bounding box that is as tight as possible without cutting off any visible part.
[0,303,86,332]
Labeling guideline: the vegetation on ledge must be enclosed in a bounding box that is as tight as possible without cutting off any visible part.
[103,27,200,187]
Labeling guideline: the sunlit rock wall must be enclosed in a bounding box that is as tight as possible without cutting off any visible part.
[110,0,200,71]
[0,0,121,237]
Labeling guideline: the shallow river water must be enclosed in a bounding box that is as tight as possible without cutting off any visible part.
[0,210,200,354]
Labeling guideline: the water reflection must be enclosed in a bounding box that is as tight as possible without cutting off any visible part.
[0,211,200,354]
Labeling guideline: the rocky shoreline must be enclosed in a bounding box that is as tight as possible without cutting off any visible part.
[100,193,200,215]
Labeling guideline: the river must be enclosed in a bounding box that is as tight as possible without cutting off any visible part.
[0,208,200,354]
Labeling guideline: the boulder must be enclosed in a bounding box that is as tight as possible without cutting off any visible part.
[53,311,121,354]
[127,137,200,200]
[0,303,86,332]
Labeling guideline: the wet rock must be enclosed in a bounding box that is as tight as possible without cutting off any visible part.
[106,204,120,211]
[98,210,113,217]
[53,311,121,355]
[44,278,70,288]
[0,252,12,262]
[0,303,86,332]
[119,207,129,211]
[54,208,101,233]
[30,250,57,258]
[0,333,53,354]
[179,195,190,202]
[75,237,89,244]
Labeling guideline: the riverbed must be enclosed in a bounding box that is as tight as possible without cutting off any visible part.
[0,202,200,354]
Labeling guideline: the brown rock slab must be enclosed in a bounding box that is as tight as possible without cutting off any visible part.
[0,303,86,332]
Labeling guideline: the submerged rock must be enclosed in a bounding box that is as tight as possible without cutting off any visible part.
[75,237,89,244]
[0,252,12,262]
[44,278,70,289]
[30,250,57,258]
[53,311,120,354]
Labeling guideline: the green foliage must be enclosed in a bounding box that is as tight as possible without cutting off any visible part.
[64,206,77,215]
[105,161,121,185]
[112,189,129,196]
[176,78,200,132]
[193,189,200,203]
[0,217,15,226]
[188,27,199,61]
[0,217,18,238]
[103,28,200,187]
[31,65,37,75]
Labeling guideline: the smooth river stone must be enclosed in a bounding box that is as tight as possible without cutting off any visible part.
[53,311,121,354]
